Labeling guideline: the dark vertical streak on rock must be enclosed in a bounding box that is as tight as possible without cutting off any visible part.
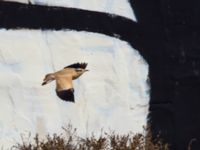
[130,0,200,149]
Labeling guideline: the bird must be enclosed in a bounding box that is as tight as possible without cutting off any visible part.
[42,62,89,102]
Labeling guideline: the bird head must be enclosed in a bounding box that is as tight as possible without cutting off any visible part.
[42,73,55,86]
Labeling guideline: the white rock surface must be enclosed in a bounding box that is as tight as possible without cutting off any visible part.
[0,29,149,148]
[0,1,147,148]
[2,0,136,21]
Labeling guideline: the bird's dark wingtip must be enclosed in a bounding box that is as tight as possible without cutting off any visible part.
[56,89,75,102]
[64,62,88,69]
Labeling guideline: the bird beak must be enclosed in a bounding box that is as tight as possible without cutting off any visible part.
[85,69,89,72]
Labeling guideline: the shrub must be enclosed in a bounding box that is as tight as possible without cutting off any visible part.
[12,125,169,150]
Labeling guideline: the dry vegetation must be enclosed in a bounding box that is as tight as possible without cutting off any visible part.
[11,125,169,150]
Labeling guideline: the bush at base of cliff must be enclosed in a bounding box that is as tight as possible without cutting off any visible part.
[11,125,169,150]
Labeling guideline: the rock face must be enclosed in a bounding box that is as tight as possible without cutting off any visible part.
[3,0,136,21]
[0,1,149,148]
[0,30,149,147]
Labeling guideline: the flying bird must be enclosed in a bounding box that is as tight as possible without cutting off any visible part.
[42,62,89,102]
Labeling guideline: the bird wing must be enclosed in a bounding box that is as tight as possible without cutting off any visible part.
[55,76,75,102]
[55,76,73,91]
[56,88,74,102]
[64,62,87,69]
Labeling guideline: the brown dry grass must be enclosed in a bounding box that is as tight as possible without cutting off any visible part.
[11,125,169,150]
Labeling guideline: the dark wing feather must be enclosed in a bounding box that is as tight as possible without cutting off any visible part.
[56,89,75,102]
[64,62,88,69]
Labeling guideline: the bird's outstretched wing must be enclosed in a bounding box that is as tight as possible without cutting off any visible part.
[55,76,75,102]
[64,62,87,69]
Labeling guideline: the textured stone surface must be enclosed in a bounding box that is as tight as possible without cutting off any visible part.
[0,30,149,148]
[2,0,136,20]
